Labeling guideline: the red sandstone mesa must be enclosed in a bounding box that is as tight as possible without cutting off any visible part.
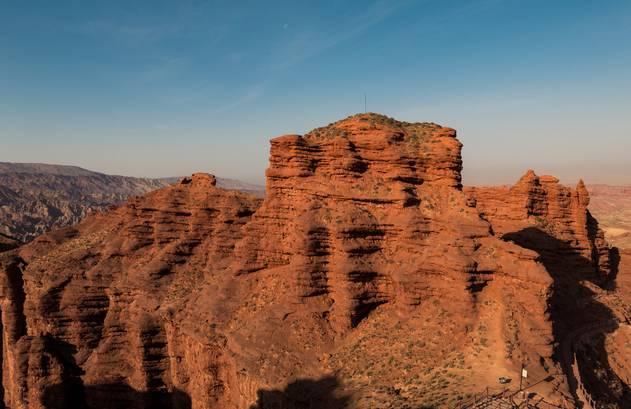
[0,114,625,408]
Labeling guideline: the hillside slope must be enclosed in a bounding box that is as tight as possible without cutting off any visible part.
[0,163,263,242]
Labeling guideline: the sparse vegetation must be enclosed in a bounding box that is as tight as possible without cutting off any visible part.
[304,113,441,146]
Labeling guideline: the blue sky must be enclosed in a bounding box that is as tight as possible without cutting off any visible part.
[1,0,630,184]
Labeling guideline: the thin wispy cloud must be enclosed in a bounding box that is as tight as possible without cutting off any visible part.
[138,56,190,83]
[212,82,268,114]
[72,20,180,45]
[68,6,228,49]
[158,79,216,106]
[3,0,630,184]
[266,0,413,71]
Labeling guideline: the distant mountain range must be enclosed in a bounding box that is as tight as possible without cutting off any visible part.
[0,162,264,242]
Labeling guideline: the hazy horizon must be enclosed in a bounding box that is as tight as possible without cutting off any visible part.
[2,1,630,185]
[2,157,629,189]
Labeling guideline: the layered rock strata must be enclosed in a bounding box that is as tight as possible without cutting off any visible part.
[466,171,626,406]
[0,114,618,408]
[465,170,614,281]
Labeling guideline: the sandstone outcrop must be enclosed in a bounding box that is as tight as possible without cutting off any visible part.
[0,114,622,408]
[465,170,614,282]
[466,171,628,406]
[0,172,262,409]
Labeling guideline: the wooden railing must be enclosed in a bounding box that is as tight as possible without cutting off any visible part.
[457,319,629,409]
[457,390,571,409]
[569,319,623,409]
[456,387,510,408]
[572,353,599,409]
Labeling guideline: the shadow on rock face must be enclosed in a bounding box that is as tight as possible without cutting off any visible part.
[43,382,191,409]
[502,227,629,406]
[607,246,621,291]
[249,376,350,409]
[38,334,191,409]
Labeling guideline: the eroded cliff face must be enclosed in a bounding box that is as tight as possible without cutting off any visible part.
[235,115,480,329]
[466,170,613,281]
[225,115,555,406]
[0,114,612,409]
[0,173,262,409]
[466,171,627,406]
